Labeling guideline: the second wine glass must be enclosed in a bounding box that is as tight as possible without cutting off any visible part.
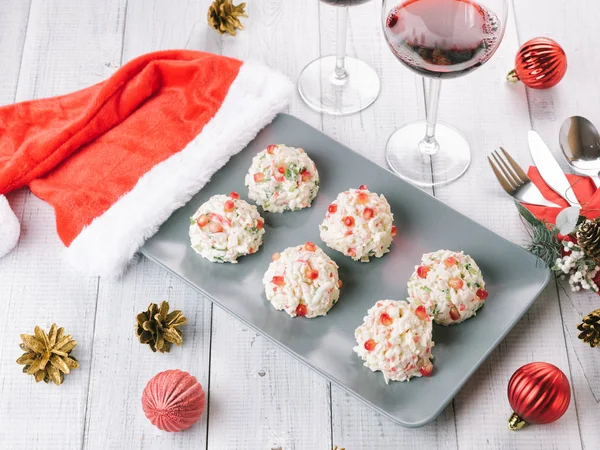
[381,0,508,186]
[299,0,381,116]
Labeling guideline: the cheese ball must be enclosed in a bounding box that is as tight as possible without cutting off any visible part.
[189,192,265,263]
[245,144,319,213]
[319,186,396,262]
[407,250,488,326]
[354,300,434,383]
[263,242,342,318]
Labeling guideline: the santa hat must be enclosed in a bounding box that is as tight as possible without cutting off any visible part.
[0,50,292,277]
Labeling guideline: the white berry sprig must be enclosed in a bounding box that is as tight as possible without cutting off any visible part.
[554,240,600,293]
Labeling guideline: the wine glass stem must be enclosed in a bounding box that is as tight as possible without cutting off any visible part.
[419,78,442,155]
[333,7,349,81]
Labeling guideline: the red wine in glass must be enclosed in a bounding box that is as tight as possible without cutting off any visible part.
[384,0,501,79]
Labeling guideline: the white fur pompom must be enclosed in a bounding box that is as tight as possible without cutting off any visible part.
[0,195,20,258]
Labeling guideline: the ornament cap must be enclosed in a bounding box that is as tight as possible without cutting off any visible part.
[506,69,520,83]
[508,412,527,431]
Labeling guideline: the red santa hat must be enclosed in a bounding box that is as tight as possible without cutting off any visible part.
[0,50,292,277]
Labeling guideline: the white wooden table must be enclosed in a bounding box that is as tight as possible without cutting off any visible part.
[1,1,599,448]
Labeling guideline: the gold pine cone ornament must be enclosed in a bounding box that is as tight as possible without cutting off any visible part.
[16,324,79,385]
[208,0,247,36]
[578,308,600,348]
[136,301,187,353]
[576,218,600,260]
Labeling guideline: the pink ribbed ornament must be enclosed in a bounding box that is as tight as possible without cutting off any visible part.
[142,369,206,432]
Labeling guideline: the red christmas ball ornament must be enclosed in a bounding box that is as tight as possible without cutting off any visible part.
[507,38,567,89]
[507,362,571,430]
[142,369,206,432]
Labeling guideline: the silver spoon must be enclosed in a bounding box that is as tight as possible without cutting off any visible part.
[559,116,600,188]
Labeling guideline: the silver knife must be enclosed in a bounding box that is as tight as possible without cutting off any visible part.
[528,130,580,207]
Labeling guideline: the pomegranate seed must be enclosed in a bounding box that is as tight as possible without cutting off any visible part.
[196,215,209,227]
[343,216,355,227]
[249,248,254,254]
[459,304,466,311]
[277,166,286,174]
[448,278,464,290]
[348,248,356,257]
[209,222,224,233]
[391,225,397,236]
[301,170,311,182]
[338,279,343,288]
[272,253,280,261]
[274,175,285,182]
[224,200,235,212]
[307,269,319,280]
[449,306,460,321]
[414,305,428,320]
[417,266,430,279]
[267,144,278,154]
[272,276,285,286]
[358,184,368,190]
[476,288,488,300]
[295,304,308,317]
[364,339,376,351]
[444,256,457,267]
[305,242,316,252]
[328,204,338,214]
[256,219,264,229]
[344,230,353,237]
[379,313,393,326]
[209,213,232,227]
[229,191,240,199]
[419,362,433,377]
[253,173,264,182]
[357,193,369,204]
[363,207,374,220]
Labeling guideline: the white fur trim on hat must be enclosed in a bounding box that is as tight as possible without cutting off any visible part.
[0,195,20,258]
[64,62,293,278]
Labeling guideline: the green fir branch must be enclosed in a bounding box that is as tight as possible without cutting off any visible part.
[516,203,562,268]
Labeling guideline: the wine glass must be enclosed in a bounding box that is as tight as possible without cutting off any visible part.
[381,0,508,186]
[298,1,381,115]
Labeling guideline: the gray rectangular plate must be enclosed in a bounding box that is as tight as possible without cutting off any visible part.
[141,113,550,427]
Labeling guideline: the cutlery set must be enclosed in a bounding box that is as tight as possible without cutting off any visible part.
[490,116,600,208]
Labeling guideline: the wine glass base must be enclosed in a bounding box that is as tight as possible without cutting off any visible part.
[298,55,380,116]
[385,121,471,187]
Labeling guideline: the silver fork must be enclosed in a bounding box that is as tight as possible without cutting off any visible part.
[488,147,562,208]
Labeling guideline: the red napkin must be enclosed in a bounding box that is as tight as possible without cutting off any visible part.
[524,166,600,224]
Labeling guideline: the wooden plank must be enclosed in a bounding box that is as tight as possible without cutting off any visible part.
[207,307,331,449]
[120,0,217,62]
[0,0,30,104]
[83,259,212,449]
[332,385,457,449]
[0,0,125,448]
[207,1,332,448]
[434,2,583,448]
[220,0,321,129]
[82,1,214,449]
[317,2,450,447]
[512,0,600,447]
[318,1,426,170]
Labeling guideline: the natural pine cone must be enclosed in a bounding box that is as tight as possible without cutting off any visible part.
[577,308,600,348]
[136,301,187,353]
[576,218,600,260]
[16,324,79,385]
[207,0,247,36]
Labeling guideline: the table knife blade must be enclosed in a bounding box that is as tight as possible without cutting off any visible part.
[528,130,580,207]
